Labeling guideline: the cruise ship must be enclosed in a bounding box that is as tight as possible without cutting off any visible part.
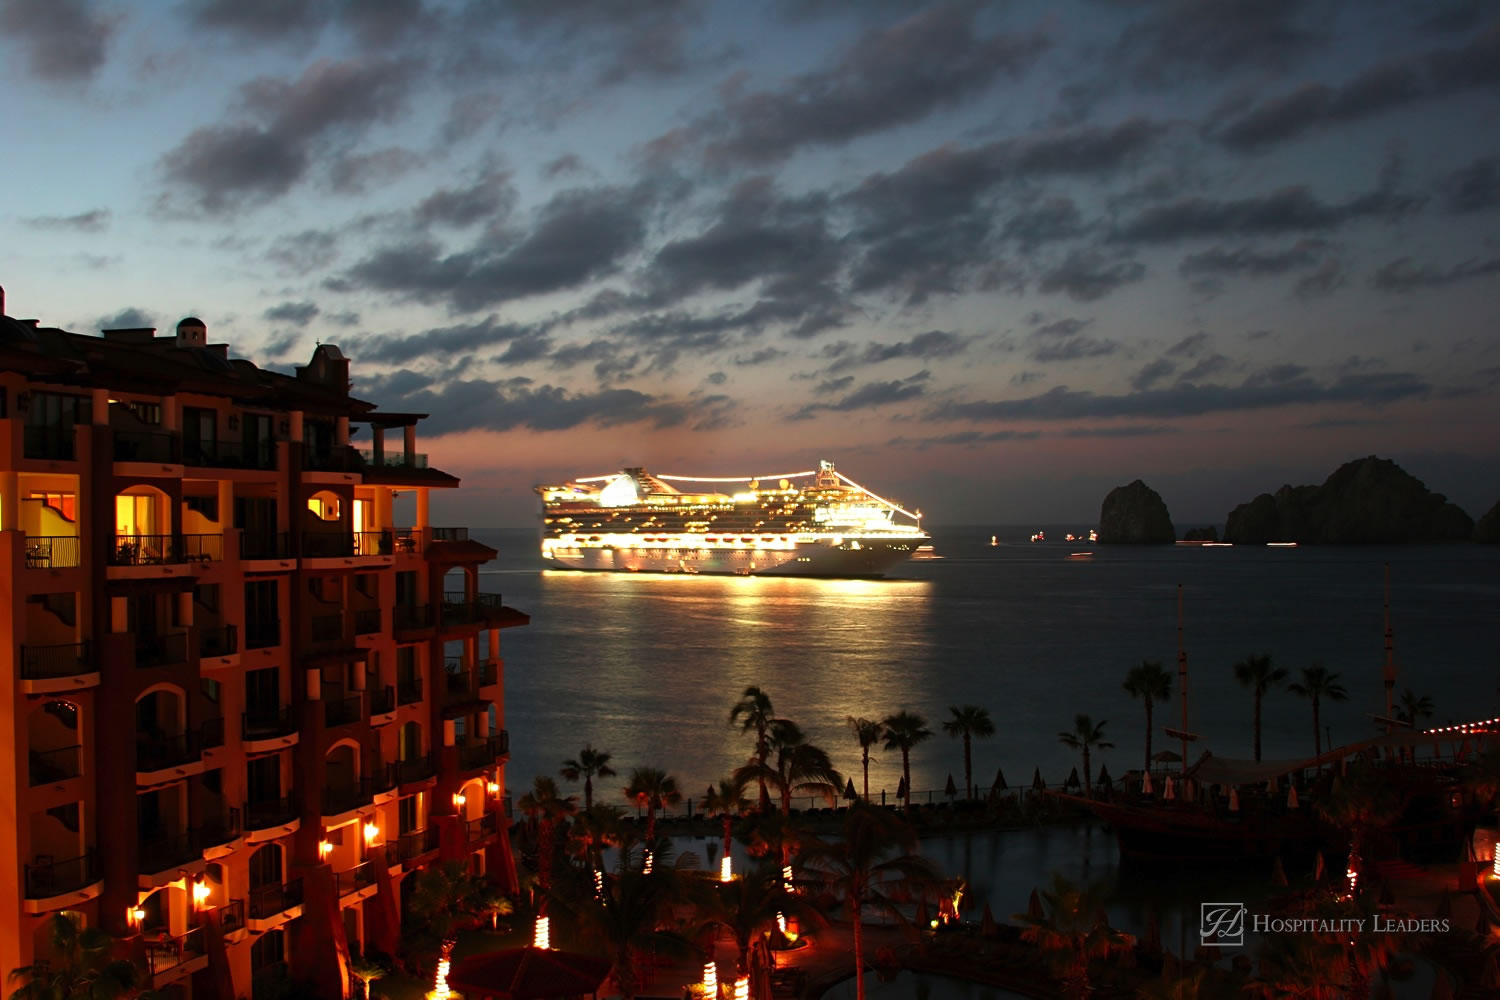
[536,460,929,576]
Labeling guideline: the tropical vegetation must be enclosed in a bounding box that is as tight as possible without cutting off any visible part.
[1057,714,1112,798]
[561,745,617,811]
[1121,660,1171,772]
[845,716,884,800]
[1286,664,1347,758]
[942,704,994,800]
[881,710,933,811]
[730,686,780,811]
[1233,653,1287,762]
[1012,873,1133,1000]
[8,913,158,1000]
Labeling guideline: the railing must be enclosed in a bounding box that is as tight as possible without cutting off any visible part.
[245,619,281,649]
[144,926,206,977]
[393,754,434,785]
[136,730,202,772]
[323,694,362,728]
[24,425,75,460]
[199,625,238,658]
[241,532,289,560]
[392,529,422,554]
[184,438,275,470]
[135,631,188,668]
[354,531,392,556]
[309,613,345,643]
[111,534,182,566]
[337,860,377,895]
[431,527,469,542]
[445,666,475,699]
[217,898,246,933]
[323,778,374,816]
[459,732,509,772]
[441,591,504,626]
[372,761,398,793]
[247,878,303,919]
[502,794,513,818]
[353,608,382,635]
[397,675,423,706]
[370,685,396,716]
[393,604,432,631]
[358,449,428,469]
[24,850,97,898]
[383,841,400,868]
[200,807,242,848]
[303,446,361,472]
[302,531,353,558]
[139,831,202,874]
[243,706,298,741]
[113,431,180,464]
[24,535,80,568]
[396,827,440,862]
[181,534,223,562]
[244,796,297,831]
[200,715,225,750]
[478,659,498,687]
[20,641,92,679]
[466,812,499,842]
[29,745,82,785]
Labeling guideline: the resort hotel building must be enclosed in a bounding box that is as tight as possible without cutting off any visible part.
[0,286,527,997]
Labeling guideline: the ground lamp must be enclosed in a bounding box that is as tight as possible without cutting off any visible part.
[534,915,551,949]
[720,855,732,882]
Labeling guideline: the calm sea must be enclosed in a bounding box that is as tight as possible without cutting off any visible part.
[472,527,1500,803]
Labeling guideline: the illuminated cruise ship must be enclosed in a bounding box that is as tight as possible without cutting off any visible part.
[536,460,929,576]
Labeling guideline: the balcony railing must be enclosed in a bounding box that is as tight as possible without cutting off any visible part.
[459,732,509,772]
[393,754,434,785]
[217,898,246,934]
[199,625,238,658]
[245,619,281,649]
[323,694,362,728]
[139,830,202,874]
[25,850,97,898]
[24,535,80,568]
[393,604,432,631]
[135,631,188,668]
[466,812,499,842]
[392,529,422,554]
[372,761,398,793]
[244,796,297,831]
[200,807,242,848]
[337,860,377,896]
[478,659,498,687]
[302,531,353,558]
[396,827,440,862]
[241,532,289,560]
[303,446,361,472]
[397,675,423,705]
[323,778,374,816]
[144,925,205,977]
[20,641,91,679]
[354,531,392,556]
[200,715,225,750]
[113,431,180,464]
[441,592,504,626]
[183,437,276,470]
[370,685,396,716]
[431,527,469,542]
[247,878,303,920]
[182,534,223,562]
[24,425,75,460]
[137,730,202,772]
[358,449,428,469]
[30,745,82,785]
[243,706,298,741]
[309,613,345,643]
[445,665,475,700]
[353,608,382,635]
[111,534,182,567]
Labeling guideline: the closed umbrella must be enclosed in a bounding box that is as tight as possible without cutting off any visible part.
[896,776,907,800]
[980,903,998,938]
[1266,778,1276,794]
[1032,767,1045,791]
[992,768,1007,792]
[1141,770,1154,795]
[1096,765,1112,793]
[1064,767,1080,791]
[944,774,957,800]
[1228,788,1240,812]
[1286,785,1299,809]
[1183,778,1195,802]
[1163,776,1175,800]
[1027,888,1045,921]
[844,778,857,801]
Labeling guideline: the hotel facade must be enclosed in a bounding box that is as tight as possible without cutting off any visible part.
[0,291,525,997]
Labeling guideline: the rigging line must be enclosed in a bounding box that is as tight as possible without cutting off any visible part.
[654,471,817,482]
[833,471,921,520]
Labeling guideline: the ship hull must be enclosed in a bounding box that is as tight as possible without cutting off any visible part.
[542,539,919,578]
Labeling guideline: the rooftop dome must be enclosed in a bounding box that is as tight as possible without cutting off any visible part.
[177,316,206,329]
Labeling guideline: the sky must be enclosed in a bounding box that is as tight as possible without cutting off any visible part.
[2,0,1498,527]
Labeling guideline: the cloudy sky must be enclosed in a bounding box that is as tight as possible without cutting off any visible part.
[3,0,1498,525]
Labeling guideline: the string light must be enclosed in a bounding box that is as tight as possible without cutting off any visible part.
[593,869,604,897]
[719,856,732,882]
[734,976,749,1000]
[776,912,787,935]
[534,915,551,949]
[782,865,793,887]
[432,956,452,999]
[703,962,717,995]
[1492,849,1499,879]
[642,850,653,875]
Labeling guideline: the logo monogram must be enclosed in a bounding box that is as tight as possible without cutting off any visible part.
[1200,903,1246,947]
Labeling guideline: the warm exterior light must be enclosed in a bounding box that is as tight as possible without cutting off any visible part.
[363,822,380,845]
[593,869,604,897]
[929,919,940,929]
[487,780,500,796]
[128,906,145,927]
[720,855,733,882]
[318,840,333,859]
[452,792,466,808]
[192,880,211,907]
[776,912,787,934]
[703,962,717,994]
[432,956,452,999]
[734,976,749,1000]
[1346,865,1358,897]
[782,864,793,887]
[1493,849,1500,879]
[533,915,551,949]
[642,850,653,874]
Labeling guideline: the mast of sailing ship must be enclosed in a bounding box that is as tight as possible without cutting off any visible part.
[1382,562,1396,728]
[1163,584,1199,776]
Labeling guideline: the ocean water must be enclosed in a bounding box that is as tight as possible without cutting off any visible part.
[471,527,1500,804]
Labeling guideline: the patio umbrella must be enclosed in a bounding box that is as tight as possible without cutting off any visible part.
[1031,767,1045,791]
[1228,788,1240,812]
[1151,750,1182,765]
[945,774,958,799]
[1141,770,1154,795]
[1286,785,1299,809]
[1313,852,1326,882]
[1163,776,1175,801]
[1096,765,1112,792]
[896,776,907,800]
[448,946,613,1000]
[1265,778,1276,794]
[1026,888,1045,921]
[1064,767,1080,790]
[980,903,998,938]
[1271,857,1287,887]
[844,778,857,801]
[992,768,1007,792]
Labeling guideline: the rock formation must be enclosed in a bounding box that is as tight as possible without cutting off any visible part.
[1223,456,1474,544]
[1182,526,1219,542]
[1475,500,1500,544]
[1098,480,1176,544]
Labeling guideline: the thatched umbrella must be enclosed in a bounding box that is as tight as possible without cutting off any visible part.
[1163,776,1176,801]
[944,774,958,800]
[1228,788,1240,812]
[1063,767,1080,791]
[1096,765,1112,793]
[1026,887,1045,921]
[1141,770,1154,795]
[980,903,998,939]
[992,768,1007,792]
[1031,767,1045,791]
[1286,785,1299,809]
[1151,750,1182,768]
[844,778,857,801]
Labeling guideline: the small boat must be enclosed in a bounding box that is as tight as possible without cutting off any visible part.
[912,545,942,561]
[990,535,997,546]
[1067,551,1093,560]
[1267,541,1298,548]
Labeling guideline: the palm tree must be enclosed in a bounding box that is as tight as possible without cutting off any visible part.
[730,687,779,811]
[405,861,509,988]
[942,705,995,800]
[8,912,157,1000]
[800,805,938,1000]
[567,803,625,875]
[1057,715,1112,798]
[1012,873,1133,999]
[1233,653,1287,762]
[1315,762,1405,900]
[561,745,617,811]
[695,862,824,974]
[1396,689,1434,727]
[518,775,576,895]
[552,867,692,1000]
[347,953,386,1000]
[881,710,933,811]
[1121,660,1171,772]
[703,777,751,872]
[733,720,843,818]
[845,717,883,800]
[622,766,681,848]
[1287,664,1347,757]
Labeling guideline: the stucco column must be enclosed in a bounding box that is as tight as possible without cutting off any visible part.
[335,416,349,447]
[0,470,17,531]
[372,426,384,465]
[402,425,415,465]
[415,488,429,532]
[162,397,179,432]
[91,388,109,424]
[289,410,304,443]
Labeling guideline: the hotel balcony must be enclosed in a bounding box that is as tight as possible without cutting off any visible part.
[323,693,363,729]
[466,811,500,845]
[440,591,507,629]
[183,437,276,470]
[20,641,95,691]
[369,685,396,722]
[323,778,375,819]
[443,660,477,702]
[244,618,282,650]
[134,631,189,669]
[396,675,423,706]
[308,612,348,645]
[198,624,238,659]
[24,850,100,908]
[241,532,291,561]
[303,445,362,472]
[336,860,378,900]
[247,878,304,930]
[302,532,354,559]
[113,431,180,464]
[393,603,433,636]
[353,608,383,635]
[358,449,428,471]
[29,745,82,786]
[242,706,299,752]
[458,732,509,773]
[244,795,298,833]
[136,717,221,775]
[182,534,223,561]
[110,534,183,567]
[200,806,243,855]
[23,426,75,461]
[395,827,440,865]
[393,753,435,787]
[23,536,80,569]
[138,830,205,880]
[478,658,498,687]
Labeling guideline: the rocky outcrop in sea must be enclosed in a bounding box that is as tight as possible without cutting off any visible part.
[1098,480,1176,544]
[1475,500,1500,544]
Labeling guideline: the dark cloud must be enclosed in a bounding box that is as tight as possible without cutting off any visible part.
[1131,359,1176,390]
[706,371,727,386]
[262,330,302,356]
[327,147,426,194]
[1178,353,1233,381]
[343,182,657,311]
[1293,259,1347,300]
[1112,0,1329,89]
[1371,255,1500,293]
[267,229,341,274]
[732,347,786,367]
[1114,184,1420,244]
[678,5,1048,166]
[821,330,968,373]
[1,0,113,83]
[414,171,517,227]
[441,92,506,144]
[356,315,545,364]
[1060,425,1178,438]
[326,310,362,327]
[1038,249,1146,301]
[1031,336,1119,363]
[791,371,930,419]
[1166,332,1209,357]
[263,301,320,327]
[1001,197,1087,249]
[160,57,419,212]
[1179,238,1334,277]
[929,368,1430,423]
[492,332,553,365]
[543,154,584,179]
[1010,370,1044,386]
[886,429,1042,448]
[20,208,111,232]
[95,307,155,330]
[816,375,855,395]
[1032,317,1091,339]
[1437,156,1500,214]
[184,0,335,42]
